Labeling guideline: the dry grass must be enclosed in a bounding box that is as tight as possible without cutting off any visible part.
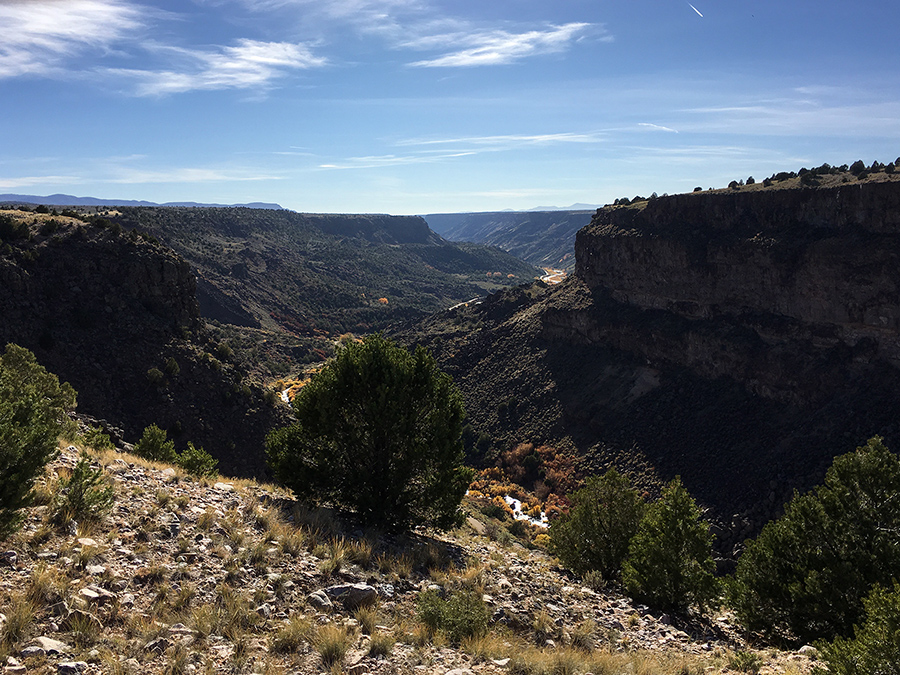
[569,619,596,651]
[505,645,708,675]
[314,623,354,668]
[271,615,313,653]
[367,630,395,658]
[354,605,378,635]
[278,525,306,557]
[0,595,34,650]
[348,537,375,568]
[26,564,67,607]
[462,632,511,663]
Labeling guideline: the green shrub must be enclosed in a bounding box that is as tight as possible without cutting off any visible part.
[0,344,77,539]
[816,581,900,675]
[0,214,29,241]
[622,477,718,613]
[54,453,114,524]
[416,588,489,644]
[83,425,114,452]
[548,468,645,579]
[727,651,763,674]
[729,437,900,644]
[176,442,218,478]
[164,357,180,377]
[146,367,165,387]
[133,424,177,463]
[267,334,473,531]
[417,588,445,634]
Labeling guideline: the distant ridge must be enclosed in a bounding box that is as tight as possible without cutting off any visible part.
[527,202,600,211]
[0,193,283,209]
[423,209,593,270]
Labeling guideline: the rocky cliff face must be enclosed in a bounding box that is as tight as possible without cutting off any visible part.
[568,181,900,404]
[0,213,287,477]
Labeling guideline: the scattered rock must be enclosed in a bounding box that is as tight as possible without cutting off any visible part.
[144,637,173,655]
[325,583,378,610]
[57,662,88,675]
[465,516,486,535]
[32,636,72,655]
[307,590,333,610]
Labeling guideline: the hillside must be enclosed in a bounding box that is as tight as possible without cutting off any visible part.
[104,207,539,337]
[394,166,900,557]
[0,210,288,478]
[0,443,818,674]
[423,210,592,272]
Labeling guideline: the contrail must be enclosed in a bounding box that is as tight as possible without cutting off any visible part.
[688,2,703,17]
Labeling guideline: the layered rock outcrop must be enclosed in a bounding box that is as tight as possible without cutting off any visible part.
[567,181,900,404]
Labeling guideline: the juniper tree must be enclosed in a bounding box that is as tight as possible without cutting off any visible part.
[267,334,472,531]
[0,344,77,538]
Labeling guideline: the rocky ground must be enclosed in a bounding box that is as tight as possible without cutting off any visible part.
[0,445,819,675]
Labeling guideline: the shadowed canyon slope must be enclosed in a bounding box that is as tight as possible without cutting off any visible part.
[396,178,900,554]
[0,212,287,478]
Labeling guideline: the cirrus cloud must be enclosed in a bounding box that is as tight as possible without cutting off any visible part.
[0,0,145,78]
[404,22,596,67]
[107,39,326,96]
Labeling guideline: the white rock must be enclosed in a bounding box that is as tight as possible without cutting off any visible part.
[33,636,72,654]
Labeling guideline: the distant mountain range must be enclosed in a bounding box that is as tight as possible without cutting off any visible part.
[0,193,283,209]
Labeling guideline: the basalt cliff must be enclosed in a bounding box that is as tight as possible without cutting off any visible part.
[395,177,900,556]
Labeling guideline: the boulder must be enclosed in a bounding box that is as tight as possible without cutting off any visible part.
[325,583,378,610]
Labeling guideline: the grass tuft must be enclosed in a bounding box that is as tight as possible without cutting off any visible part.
[314,623,353,668]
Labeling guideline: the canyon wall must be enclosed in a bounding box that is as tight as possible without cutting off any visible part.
[567,182,900,404]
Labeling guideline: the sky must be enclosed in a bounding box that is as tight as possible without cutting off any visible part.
[2,0,900,215]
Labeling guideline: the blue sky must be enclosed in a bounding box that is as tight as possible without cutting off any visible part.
[2,0,899,214]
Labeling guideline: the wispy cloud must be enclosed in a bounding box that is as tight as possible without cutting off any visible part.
[224,0,597,67]
[681,98,900,136]
[107,39,326,95]
[225,0,441,38]
[0,174,82,190]
[106,166,282,183]
[398,132,605,149]
[0,0,145,78]
[319,151,476,170]
[405,23,596,67]
[638,123,678,133]
[319,131,605,169]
